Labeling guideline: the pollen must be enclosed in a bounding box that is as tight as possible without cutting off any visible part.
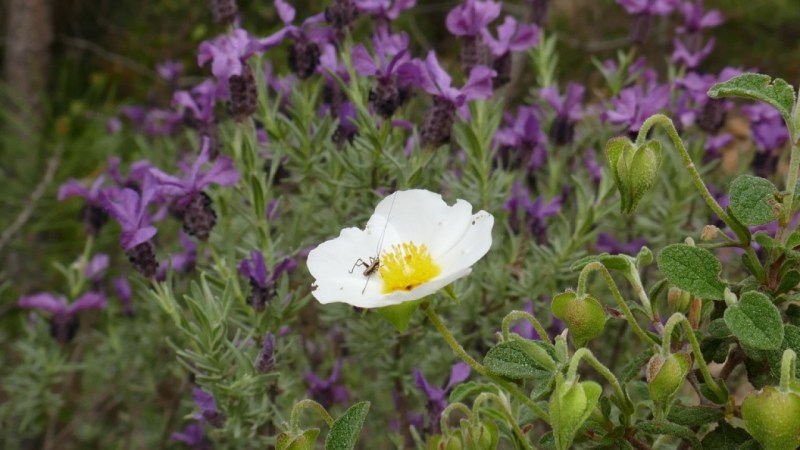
[379,242,441,294]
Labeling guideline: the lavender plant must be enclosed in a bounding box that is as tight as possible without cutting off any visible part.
[5,0,800,449]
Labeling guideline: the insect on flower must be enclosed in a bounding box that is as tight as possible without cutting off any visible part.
[347,192,398,293]
[307,189,494,309]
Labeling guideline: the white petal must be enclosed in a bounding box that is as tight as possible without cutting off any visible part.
[435,211,494,272]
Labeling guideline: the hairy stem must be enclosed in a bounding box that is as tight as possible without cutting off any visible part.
[501,310,551,345]
[566,348,633,414]
[661,313,726,402]
[422,302,550,422]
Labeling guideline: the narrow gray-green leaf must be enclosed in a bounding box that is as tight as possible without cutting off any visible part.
[657,244,726,299]
[708,73,796,127]
[325,401,370,450]
[449,382,495,403]
[728,175,779,226]
[667,404,724,427]
[724,291,784,350]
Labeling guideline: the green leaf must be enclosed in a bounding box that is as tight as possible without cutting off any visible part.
[708,319,732,338]
[635,421,701,448]
[657,244,726,299]
[776,270,800,295]
[618,347,655,383]
[277,429,321,450]
[667,404,724,427]
[484,340,553,380]
[449,382,496,403]
[325,401,370,450]
[728,175,780,226]
[768,324,800,378]
[700,422,753,450]
[376,299,423,332]
[724,291,784,350]
[708,73,796,127]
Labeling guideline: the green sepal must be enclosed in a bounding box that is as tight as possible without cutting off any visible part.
[277,429,321,450]
[376,299,424,332]
[549,375,603,450]
[551,292,606,347]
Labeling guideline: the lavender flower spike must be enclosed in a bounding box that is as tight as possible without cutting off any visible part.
[305,359,349,409]
[101,173,160,277]
[446,0,502,72]
[540,82,585,146]
[192,387,225,428]
[58,176,109,235]
[482,16,539,87]
[355,0,415,23]
[150,137,239,240]
[352,29,414,117]
[238,250,297,311]
[413,362,471,434]
[256,333,276,373]
[19,292,107,343]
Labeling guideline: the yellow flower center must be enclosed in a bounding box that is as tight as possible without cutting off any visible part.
[379,242,441,294]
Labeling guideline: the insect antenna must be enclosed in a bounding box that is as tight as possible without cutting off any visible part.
[361,191,398,294]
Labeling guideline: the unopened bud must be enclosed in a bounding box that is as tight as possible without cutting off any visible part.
[256,333,276,373]
[701,225,720,241]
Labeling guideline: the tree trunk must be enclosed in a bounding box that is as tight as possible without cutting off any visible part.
[3,0,53,139]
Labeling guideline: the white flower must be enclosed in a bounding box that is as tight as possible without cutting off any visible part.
[307,189,494,308]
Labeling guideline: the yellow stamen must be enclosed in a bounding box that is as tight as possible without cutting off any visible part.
[379,242,441,293]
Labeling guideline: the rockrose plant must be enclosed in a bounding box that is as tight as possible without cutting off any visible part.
[5,0,800,449]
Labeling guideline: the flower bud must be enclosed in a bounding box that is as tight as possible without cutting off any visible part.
[551,292,606,347]
[256,333,276,373]
[742,386,800,450]
[467,420,499,450]
[701,225,720,241]
[605,136,662,215]
[646,352,690,407]
[667,287,691,313]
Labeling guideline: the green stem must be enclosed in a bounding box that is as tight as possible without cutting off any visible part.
[636,115,751,247]
[576,262,659,346]
[422,302,550,423]
[473,393,534,450]
[439,402,472,435]
[566,348,633,414]
[783,141,800,226]
[780,349,797,393]
[289,399,334,434]
[71,236,95,299]
[661,313,726,402]
[501,310,551,345]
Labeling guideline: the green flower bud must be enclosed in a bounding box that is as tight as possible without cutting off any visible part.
[466,420,499,450]
[646,352,690,407]
[742,386,800,450]
[551,292,606,347]
[276,429,319,450]
[605,136,662,214]
[549,375,603,450]
[667,287,691,313]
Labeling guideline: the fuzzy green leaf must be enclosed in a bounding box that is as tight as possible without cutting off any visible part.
[729,175,780,226]
[449,382,496,403]
[776,270,800,295]
[375,299,423,332]
[550,378,602,450]
[700,422,753,450]
[325,401,370,450]
[618,347,655,383]
[768,325,800,378]
[635,421,701,448]
[724,291,784,350]
[666,404,724,427]
[657,244,726,299]
[484,340,553,380]
[708,319,732,338]
[708,73,796,127]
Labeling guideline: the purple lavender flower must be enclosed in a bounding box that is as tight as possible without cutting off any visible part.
[412,362,470,434]
[540,82,585,145]
[150,137,239,241]
[671,37,715,69]
[101,174,160,277]
[595,233,647,255]
[256,0,329,79]
[742,102,789,177]
[193,388,225,428]
[615,0,677,43]
[604,78,670,133]
[446,0,502,72]
[171,423,213,450]
[18,292,107,343]
[238,250,297,311]
[704,133,733,159]
[173,79,227,157]
[107,157,154,191]
[305,359,349,409]
[113,276,134,316]
[58,176,109,235]
[208,0,238,24]
[106,117,122,134]
[198,29,260,120]
[256,333,276,373]
[481,16,539,87]
[505,181,561,243]
[510,298,563,340]
[494,106,547,171]
[157,232,199,281]
[676,0,723,34]
[583,149,603,185]
[352,29,415,117]
[407,51,495,146]
[157,60,184,83]
[325,0,359,35]
[85,254,110,286]
[355,0,415,24]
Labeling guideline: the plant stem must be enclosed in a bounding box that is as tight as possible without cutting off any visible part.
[636,115,750,244]
[422,302,550,423]
[566,348,633,414]
[661,313,726,402]
[780,349,797,392]
[501,310,551,345]
[577,262,659,346]
[783,141,800,225]
[473,393,534,450]
[289,399,334,434]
